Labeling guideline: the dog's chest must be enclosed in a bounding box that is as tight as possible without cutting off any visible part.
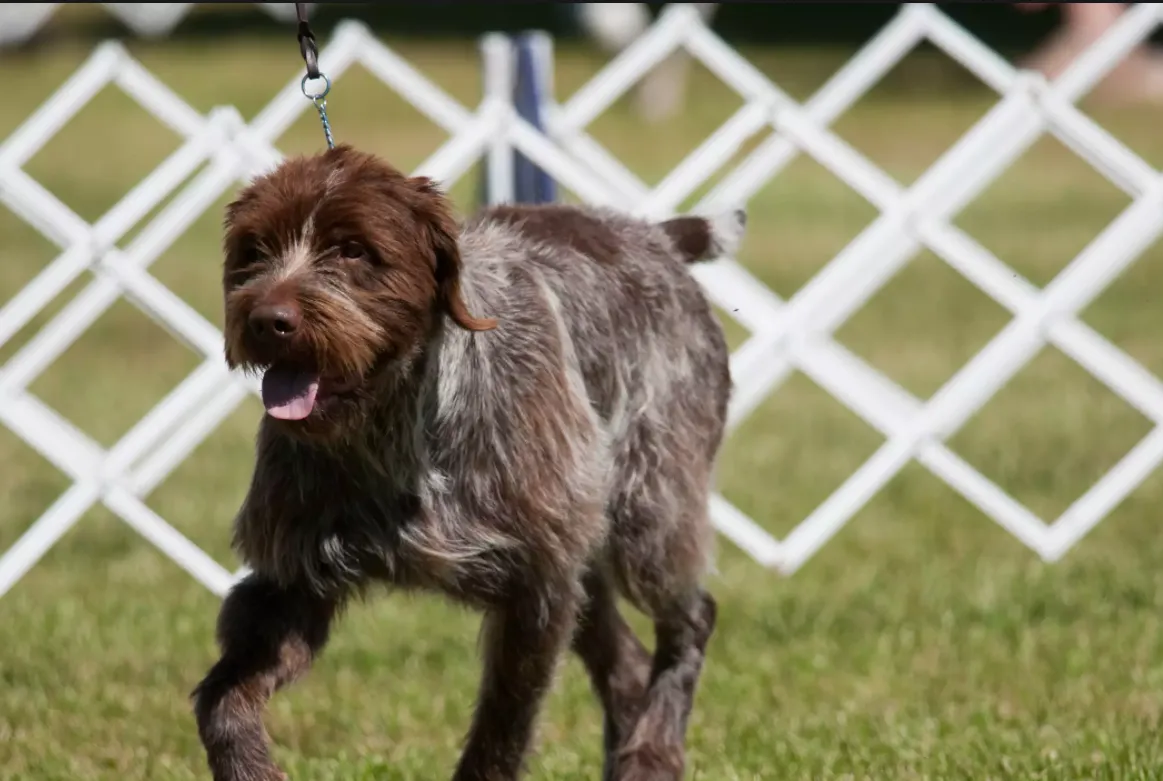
[234,432,423,588]
[236,431,500,597]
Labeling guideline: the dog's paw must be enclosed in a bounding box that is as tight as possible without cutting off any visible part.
[245,770,287,781]
[614,744,684,781]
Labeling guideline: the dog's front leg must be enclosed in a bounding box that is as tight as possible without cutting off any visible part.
[192,574,342,781]
[452,585,579,781]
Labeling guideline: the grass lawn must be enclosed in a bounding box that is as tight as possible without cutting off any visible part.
[4,28,1163,781]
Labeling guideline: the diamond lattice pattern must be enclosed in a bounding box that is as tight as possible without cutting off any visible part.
[3,4,1163,596]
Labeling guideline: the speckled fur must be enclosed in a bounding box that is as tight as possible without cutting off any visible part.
[192,145,743,781]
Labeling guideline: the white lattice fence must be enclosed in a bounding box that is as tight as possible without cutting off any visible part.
[534,2,1163,571]
[2,3,1163,599]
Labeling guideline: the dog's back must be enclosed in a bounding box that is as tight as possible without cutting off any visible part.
[461,203,740,446]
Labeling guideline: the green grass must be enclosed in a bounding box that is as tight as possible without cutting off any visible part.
[4,34,1163,780]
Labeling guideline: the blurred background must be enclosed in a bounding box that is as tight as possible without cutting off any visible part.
[4,3,1163,779]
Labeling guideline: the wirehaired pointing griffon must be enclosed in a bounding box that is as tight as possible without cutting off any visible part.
[192,144,745,781]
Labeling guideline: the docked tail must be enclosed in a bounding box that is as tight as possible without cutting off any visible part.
[660,209,747,264]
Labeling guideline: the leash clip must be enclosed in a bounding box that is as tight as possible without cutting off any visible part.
[294,3,335,150]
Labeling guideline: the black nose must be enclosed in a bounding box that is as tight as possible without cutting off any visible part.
[248,303,302,342]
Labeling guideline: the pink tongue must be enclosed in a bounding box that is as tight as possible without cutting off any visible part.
[261,367,321,420]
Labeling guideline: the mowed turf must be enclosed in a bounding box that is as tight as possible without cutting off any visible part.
[4,30,1163,781]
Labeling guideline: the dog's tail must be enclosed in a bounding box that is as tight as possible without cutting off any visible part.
[659,209,747,264]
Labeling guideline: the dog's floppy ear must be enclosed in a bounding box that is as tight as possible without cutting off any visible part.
[221,187,262,286]
[410,177,497,332]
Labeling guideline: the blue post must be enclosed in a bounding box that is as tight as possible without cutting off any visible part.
[511,32,556,204]
[479,31,556,208]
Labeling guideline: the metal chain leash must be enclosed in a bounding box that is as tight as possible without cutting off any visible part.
[295,2,334,149]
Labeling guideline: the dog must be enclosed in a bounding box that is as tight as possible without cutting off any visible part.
[191,144,744,781]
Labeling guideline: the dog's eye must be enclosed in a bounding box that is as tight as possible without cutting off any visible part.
[339,241,369,262]
[237,240,262,266]
[228,241,263,286]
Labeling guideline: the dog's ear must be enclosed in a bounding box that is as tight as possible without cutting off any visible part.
[410,177,497,332]
[222,188,262,285]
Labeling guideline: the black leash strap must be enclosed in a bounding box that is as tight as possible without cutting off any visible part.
[295,3,320,80]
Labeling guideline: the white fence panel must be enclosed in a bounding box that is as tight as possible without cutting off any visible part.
[536,3,1163,571]
[2,3,1162,597]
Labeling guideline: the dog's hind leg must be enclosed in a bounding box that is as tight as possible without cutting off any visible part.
[572,566,654,781]
[617,583,716,781]
[192,575,343,781]
[606,468,719,781]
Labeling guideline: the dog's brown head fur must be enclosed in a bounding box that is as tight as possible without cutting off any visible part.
[222,145,495,440]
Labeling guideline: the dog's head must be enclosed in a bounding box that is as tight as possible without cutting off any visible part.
[222,145,495,440]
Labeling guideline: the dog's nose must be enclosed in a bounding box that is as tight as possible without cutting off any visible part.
[248,303,302,342]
